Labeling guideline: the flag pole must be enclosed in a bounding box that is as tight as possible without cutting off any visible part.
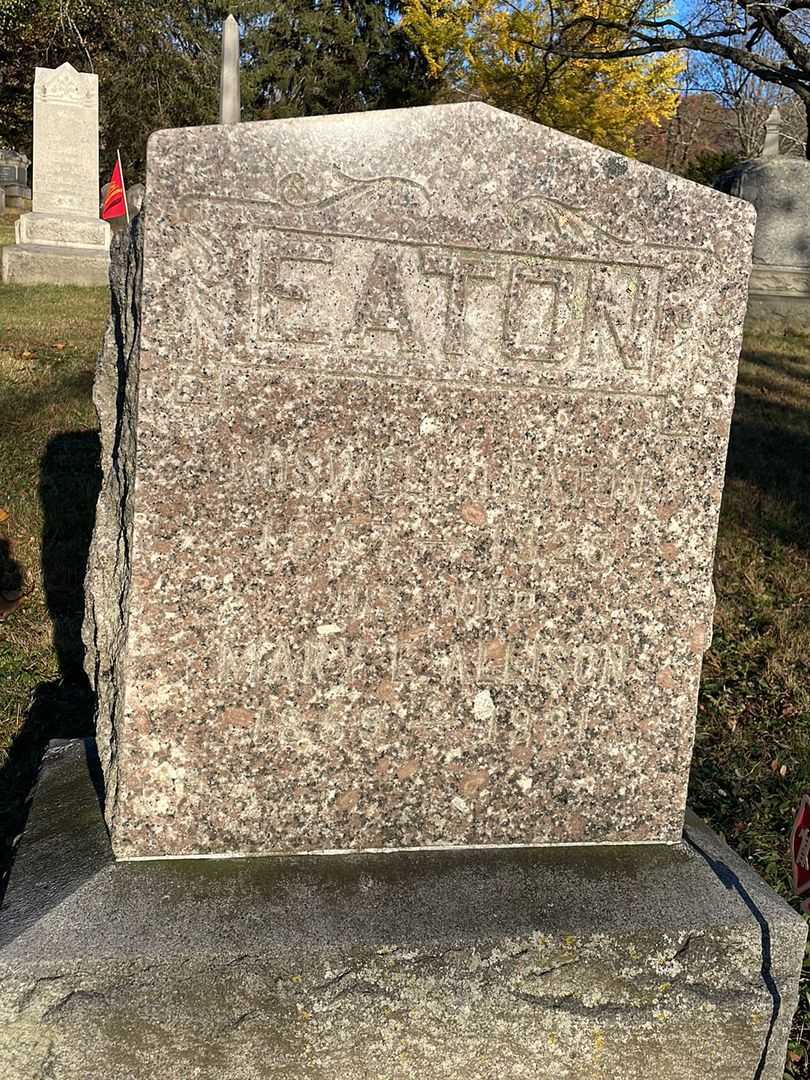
[118,148,130,225]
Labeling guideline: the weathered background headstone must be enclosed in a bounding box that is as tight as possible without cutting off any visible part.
[1,63,109,286]
[716,106,810,334]
[761,105,783,158]
[126,182,145,218]
[0,147,31,207]
[86,103,754,860]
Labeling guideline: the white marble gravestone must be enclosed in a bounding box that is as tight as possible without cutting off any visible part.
[1,64,110,286]
[716,106,810,333]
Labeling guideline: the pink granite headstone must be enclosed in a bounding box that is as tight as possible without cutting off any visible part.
[85,103,754,858]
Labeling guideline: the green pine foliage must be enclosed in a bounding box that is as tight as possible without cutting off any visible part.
[241,0,436,120]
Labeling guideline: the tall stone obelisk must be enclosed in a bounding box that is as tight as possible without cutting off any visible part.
[219,14,241,124]
[761,105,782,157]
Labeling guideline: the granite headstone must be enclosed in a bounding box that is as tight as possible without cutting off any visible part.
[9,103,802,1078]
[86,103,754,859]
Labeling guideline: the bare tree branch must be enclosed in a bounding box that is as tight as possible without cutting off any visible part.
[523,6,810,101]
[503,0,810,158]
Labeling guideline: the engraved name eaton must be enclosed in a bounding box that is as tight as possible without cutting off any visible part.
[168,214,686,394]
[248,232,660,369]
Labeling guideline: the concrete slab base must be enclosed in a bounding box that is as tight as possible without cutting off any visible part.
[1,243,108,286]
[0,739,805,1079]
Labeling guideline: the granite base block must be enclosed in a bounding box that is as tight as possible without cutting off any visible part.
[0,739,805,1080]
[16,211,110,249]
[1,242,109,286]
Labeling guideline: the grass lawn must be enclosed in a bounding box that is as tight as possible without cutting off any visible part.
[0,263,808,1074]
[0,256,108,894]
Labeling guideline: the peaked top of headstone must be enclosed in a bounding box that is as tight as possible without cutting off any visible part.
[0,146,28,163]
[35,61,97,105]
[149,101,753,243]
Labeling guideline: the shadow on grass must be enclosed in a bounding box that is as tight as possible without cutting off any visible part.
[725,349,810,551]
[742,345,810,387]
[0,431,100,903]
[0,369,96,433]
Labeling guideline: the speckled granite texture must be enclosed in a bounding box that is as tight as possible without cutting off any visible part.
[0,741,805,1080]
[97,102,755,857]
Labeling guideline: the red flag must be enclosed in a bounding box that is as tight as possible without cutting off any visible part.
[791,795,810,897]
[101,158,127,221]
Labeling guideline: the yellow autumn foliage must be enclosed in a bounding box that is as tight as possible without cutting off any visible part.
[401,0,683,154]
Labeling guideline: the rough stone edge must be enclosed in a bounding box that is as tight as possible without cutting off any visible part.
[80,215,143,831]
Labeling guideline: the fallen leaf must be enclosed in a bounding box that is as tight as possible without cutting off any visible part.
[0,508,8,524]
[53,341,66,350]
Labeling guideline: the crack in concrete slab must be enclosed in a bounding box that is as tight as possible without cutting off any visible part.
[684,828,780,1080]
